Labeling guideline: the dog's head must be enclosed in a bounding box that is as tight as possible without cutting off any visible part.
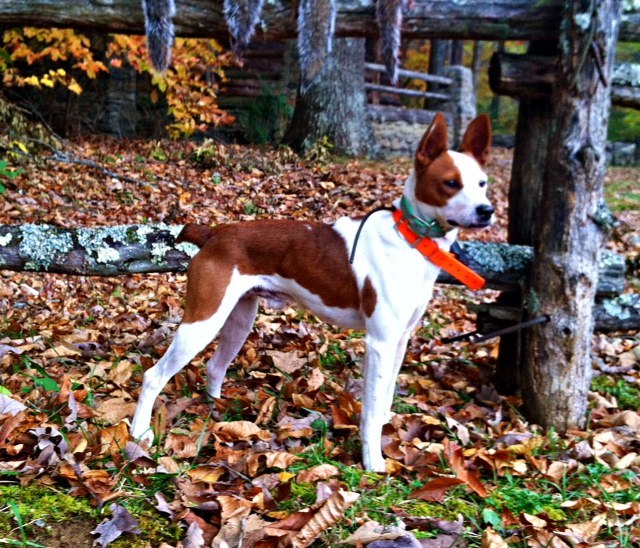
[412,113,493,231]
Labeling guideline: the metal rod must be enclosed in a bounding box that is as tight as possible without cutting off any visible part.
[441,315,551,344]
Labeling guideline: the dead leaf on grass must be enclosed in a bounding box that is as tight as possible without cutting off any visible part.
[218,494,253,522]
[213,420,271,441]
[296,463,340,483]
[481,527,508,547]
[92,503,141,547]
[444,439,488,498]
[267,350,308,373]
[0,394,26,416]
[291,489,360,547]
[96,397,137,425]
[409,477,465,502]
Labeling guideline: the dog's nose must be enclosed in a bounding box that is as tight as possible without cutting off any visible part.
[476,204,494,221]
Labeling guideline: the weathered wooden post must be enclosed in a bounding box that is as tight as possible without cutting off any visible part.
[444,65,476,147]
[519,0,622,429]
[490,41,557,394]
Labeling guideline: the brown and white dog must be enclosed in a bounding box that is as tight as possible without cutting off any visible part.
[130,113,493,471]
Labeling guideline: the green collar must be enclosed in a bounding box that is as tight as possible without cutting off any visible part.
[399,196,450,238]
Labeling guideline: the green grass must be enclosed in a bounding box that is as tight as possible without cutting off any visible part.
[0,483,98,539]
[591,376,640,410]
[604,179,640,213]
[0,482,182,547]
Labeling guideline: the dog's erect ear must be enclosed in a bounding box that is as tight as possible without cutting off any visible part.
[415,113,449,167]
[460,114,492,166]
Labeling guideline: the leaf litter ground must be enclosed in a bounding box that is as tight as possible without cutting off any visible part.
[0,137,638,547]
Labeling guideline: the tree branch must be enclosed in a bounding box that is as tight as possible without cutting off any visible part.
[0,1,637,42]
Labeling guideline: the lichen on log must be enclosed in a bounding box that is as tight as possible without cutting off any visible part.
[0,224,198,275]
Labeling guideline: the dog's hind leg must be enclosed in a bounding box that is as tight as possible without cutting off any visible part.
[205,295,259,399]
[130,316,227,444]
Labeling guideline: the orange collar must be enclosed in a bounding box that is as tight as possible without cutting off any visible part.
[392,208,485,290]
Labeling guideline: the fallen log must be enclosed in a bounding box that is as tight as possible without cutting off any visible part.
[1,1,638,42]
[489,54,640,109]
[0,224,626,297]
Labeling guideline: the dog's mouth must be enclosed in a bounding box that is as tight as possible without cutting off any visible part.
[446,219,492,229]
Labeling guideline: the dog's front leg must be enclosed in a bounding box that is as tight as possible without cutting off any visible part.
[360,333,403,472]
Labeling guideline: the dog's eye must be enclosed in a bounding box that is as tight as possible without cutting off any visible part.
[444,179,461,190]
[479,180,487,188]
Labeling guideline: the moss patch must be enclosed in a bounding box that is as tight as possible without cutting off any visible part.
[0,483,182,547]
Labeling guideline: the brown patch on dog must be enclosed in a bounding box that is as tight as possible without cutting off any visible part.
[182,250,234,323]
[414,152,463,207]
[361,276,377,317]
[413,113,462,207]
[182,221,361,323]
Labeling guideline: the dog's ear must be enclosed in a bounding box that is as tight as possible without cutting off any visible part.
[415,113,449,167]
[460,114,492,166]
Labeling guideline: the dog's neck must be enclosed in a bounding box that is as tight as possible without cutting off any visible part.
[394,171,458,244]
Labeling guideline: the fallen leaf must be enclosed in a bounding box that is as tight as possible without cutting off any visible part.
[97,398,137,425]
[213,420,271,441]
[296,464,340,483]
[444,439,488,498]
[341,520,407,545]
[481,527,508,548]
[410,477,465,503]
[267,350,307,373]
[91,503,141,547]
[218,494,253,522]
[291,490,360,547]
[183,520,205,548]
[0,394,26,416]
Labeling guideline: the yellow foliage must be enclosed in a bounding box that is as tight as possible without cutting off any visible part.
[2,27,107,94]
[1,28,235,138]
[107,35,236,138]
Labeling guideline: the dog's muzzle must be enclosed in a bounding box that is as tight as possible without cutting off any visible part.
[473,203,495,226]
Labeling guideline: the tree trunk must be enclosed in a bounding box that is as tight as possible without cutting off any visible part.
[493,41,555,395]
[282,38,378,157]
[520,1,622,431]
[1,1,638,42]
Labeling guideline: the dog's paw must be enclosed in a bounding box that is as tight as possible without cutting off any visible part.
[363,453,387,474]
[132,428,155,448]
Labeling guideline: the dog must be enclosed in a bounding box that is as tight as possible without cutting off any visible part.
[130,113,493,472]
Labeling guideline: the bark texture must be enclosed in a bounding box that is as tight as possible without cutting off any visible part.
[494,42,556,394]
[282,38,377,157]
[1,1,638,42]
[520,1,623,431]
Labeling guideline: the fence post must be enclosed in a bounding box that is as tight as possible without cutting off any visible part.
[444,65,476,147]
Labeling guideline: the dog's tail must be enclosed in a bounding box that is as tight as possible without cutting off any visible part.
[176,224,216,248]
